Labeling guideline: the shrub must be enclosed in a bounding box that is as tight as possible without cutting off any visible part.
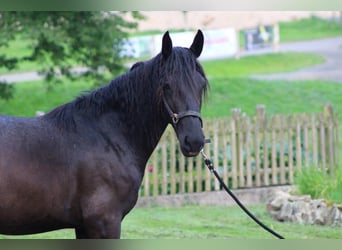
[294,166,342,204]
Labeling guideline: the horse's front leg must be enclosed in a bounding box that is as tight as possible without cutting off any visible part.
[76,212,122,239]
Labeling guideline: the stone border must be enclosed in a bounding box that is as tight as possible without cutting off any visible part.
[136,185,292,208]
[266,190,342,226]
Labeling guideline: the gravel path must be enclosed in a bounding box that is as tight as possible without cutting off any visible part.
[248,36,342,83]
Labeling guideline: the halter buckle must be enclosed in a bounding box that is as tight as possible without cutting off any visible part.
[172,114,179,124]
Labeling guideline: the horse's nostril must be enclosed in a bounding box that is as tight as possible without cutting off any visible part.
[183,135,204,153]
[184,136,191,149]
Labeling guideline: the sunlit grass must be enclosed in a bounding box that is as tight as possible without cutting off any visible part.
[2,205,342,239]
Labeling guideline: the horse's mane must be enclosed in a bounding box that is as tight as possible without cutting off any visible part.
[43,47,208,133]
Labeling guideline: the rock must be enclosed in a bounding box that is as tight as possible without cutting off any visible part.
[266,190,342,227]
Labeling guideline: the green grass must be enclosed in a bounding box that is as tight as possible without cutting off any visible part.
[201,52,324,78]
[279,16,342,42]
[0,80,94,116]
[121,205,342,239]
[201,78,342,118]
[2,204,342,239]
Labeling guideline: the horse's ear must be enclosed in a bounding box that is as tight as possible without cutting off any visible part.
[190,30,204,58]
[162,31,172,59]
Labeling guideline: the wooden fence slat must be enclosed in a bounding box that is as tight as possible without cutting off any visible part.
[303,114,310,168]
[237,117,245,188]
[152,147,159,196]
[271,116,278,185]
[324,104,336,173]
[253,119,261,187]
[170,131,176,194]
[204,133,211,191]
[245,116,252,187]
[334,113,339,170]
[213,119,220,190]
[143,163,150,197]
[222,119,229,186]
[287,115,294,183]
[296,116,302,170]
[230,112,238,189]
[196,153,202,192]
[179,153,185,193]
[311,114,318,166]
[319,114,326,170]
[161,140,168,195]
[279,115,286,184]
[328,123,334,171]
[262,119,269,186]
[188,157,194,193]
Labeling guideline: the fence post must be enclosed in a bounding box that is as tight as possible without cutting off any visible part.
[245,116,253,187]
[295,115,302,171]
[287,115,294,183]
[279,115,286,184]
[256,105,269,186]
[311,113,318,166]
[323,104,337,174]
[213,119,220,190]
[253,106,264,186]
[231,108,241,188]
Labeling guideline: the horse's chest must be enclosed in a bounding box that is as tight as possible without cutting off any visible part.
[77,159,143,210]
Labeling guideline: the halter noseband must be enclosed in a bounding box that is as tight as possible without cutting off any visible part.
[163,99,203,127]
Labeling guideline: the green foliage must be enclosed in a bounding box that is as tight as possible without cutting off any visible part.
[0,11,142,95]
[0,84,14,100]
[294,167,342,204]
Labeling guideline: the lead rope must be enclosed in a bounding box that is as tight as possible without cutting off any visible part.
[200,146,285,239]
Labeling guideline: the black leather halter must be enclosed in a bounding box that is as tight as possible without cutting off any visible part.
[163,99,203,127]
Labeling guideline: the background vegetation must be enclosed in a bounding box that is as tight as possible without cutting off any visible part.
[294,167,342,204]
[0,11,143,99]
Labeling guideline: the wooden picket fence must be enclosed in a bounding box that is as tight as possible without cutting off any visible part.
[139,104,339,197]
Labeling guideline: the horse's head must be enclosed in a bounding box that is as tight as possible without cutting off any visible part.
[160,30,208,157]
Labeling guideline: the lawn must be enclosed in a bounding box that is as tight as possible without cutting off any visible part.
[279,15,342,42]
[201,52,324,78]
[201,78,342,118]
[2,204,342,239]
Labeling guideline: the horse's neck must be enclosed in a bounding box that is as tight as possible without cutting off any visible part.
[119,106,168,161]
[107,78,168,163]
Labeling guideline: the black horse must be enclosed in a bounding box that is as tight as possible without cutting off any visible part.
[0,30,208,238]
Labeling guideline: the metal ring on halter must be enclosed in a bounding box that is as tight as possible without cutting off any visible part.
[163,99,203,127]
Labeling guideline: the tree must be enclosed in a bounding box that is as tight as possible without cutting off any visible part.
[0,11,143,100]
